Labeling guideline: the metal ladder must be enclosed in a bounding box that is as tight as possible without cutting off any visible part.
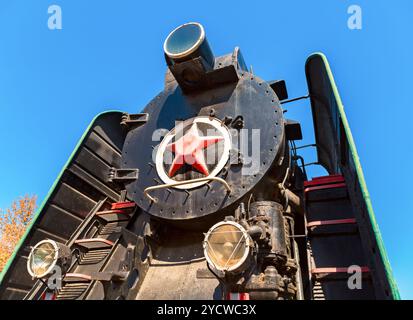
[304,175,374,300]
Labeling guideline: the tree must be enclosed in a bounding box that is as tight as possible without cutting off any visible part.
[0,195,37,272]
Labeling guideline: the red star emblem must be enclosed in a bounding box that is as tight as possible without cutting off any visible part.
[166,123,224,177]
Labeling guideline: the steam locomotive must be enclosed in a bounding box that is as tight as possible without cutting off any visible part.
[0,22,399,300]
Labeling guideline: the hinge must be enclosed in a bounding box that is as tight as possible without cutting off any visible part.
[108,168,139,183]
[120,113,149,130]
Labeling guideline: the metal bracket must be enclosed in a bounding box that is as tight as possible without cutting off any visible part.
[120,113,149,130]
[108,168,139,183]
[231,115,244,129]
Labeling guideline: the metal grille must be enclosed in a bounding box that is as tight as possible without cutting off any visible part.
[99,222,123,235]
[312,281,326,300]
[56,283,90,300]
[78,248,112,265]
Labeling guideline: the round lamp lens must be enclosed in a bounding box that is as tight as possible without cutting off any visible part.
[204,222,251,273]
[164,22,204,58]
[28,240,58,278]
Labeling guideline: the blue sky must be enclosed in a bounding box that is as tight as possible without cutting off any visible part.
[0,0,411,298]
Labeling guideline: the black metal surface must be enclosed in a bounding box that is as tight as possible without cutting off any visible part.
[269,80,288,101]
[285,119,303,141]
[305,57,340,174]
[120,113,149,130]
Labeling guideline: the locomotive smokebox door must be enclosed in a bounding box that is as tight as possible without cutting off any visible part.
[121,24,286,226]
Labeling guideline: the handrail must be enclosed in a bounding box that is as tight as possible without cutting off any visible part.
[144,176,231,203]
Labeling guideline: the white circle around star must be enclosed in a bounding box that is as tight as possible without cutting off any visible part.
[155,116,231,189]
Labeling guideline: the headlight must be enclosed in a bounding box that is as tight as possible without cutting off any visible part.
[203,221,253,275]
[164,22,205,59]
[27,239,72,279]
[164,22,214,68]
